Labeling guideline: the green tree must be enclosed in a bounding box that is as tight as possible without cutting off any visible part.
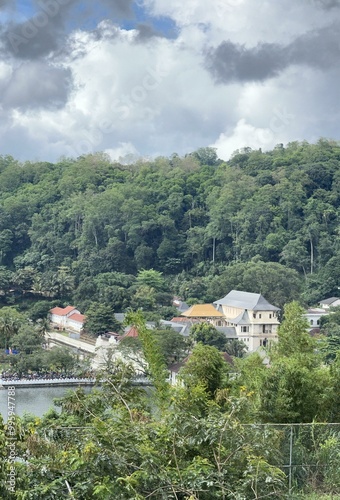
[275,301,315,358]
[28,300,60,322]
[180,343,228,396]
[12,266,37,295]
[225,338,247,358]
[136,269,167,291]
[0,267,14,298]
[190,322,227,351]
[51,266,75,300]
[125,310,170,407]
[44,347,76,372]
[259,357,330,423]
[0,307,25,350]
[11,324,44,355]
[153,328,188,364]
[260,302,330,423]
[214,260,301,309]
[84,303,121,335]
[132,284,157,310]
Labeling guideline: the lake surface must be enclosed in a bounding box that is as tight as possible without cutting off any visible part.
[0,386,92,421]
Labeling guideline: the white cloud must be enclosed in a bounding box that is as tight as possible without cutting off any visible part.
[211,119,278,159]
[0,1,340,161]
[104,142,139,162]
[143,0,337,46]
[4,23,241,159]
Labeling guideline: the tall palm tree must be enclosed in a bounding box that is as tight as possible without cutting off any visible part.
[0,308,23,350]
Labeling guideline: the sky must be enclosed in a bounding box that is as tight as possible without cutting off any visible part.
[0,0,340,162]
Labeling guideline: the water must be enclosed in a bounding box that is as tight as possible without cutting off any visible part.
[0,386,92,421]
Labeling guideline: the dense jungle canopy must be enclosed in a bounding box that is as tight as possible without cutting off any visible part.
[0,139,339,315]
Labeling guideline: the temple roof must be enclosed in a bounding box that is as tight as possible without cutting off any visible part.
[214,290,279,311]
[181,304,224,318]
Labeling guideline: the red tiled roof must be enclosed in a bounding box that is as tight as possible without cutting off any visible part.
[171,317,200,323]
[50,306,76,316]
[117,327,139,342]
[124,326,139,338]
[50,307,64,316]
[69,313,86,324]
[63,306,77,315]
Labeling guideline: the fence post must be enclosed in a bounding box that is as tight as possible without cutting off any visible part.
[289,425,293,496]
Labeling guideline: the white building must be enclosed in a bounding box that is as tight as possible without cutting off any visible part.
[319,297,340,310]
[49,306,85,333]
[304,308,328,331]
[214,290,280,352]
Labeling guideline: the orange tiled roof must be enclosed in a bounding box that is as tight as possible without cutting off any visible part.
[181,304,224,318]
[50,306,76,316]
[69,313,86,324]
[124,326,139,338]
[171,317,194,323]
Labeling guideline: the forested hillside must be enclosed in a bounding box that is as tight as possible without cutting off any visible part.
[0,139,340,315]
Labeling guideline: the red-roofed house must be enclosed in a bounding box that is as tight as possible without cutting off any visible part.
[49,306,85,332]
[119,326,139,340]
[67,312,86,332]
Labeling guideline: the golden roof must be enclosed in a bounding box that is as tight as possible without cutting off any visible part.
[181,304,224,318]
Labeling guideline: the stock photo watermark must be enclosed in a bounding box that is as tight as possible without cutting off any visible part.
[66,63,168,157]
[7,0,73,54]
[256,107,295,146]
[6,386,16,494]
[216,0,244,16]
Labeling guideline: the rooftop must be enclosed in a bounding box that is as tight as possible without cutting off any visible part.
[50,306,76,316]
[214,290,280,311]
[123,326,139,338]
[69,312,86,324]
[305,308,328,314]
[319,297,340,305]
[181,304,224,318]
[173,298,190,313]
[231,310,251,325]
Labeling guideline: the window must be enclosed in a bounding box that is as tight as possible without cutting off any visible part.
[241,326,249,333]
[310,320,314,326]
[269,314,272,318]
[253,313,256,319]
[317,320,320,325]
[259,314,262,319]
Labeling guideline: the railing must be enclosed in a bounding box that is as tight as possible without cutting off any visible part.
[0,377,96,387]
[1,375,151,387]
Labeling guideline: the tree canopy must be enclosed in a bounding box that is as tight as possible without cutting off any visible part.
[0,141,340,319]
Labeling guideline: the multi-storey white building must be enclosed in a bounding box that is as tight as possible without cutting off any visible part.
[213,290,280,351]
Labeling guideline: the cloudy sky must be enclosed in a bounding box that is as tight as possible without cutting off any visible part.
[0,0,340,162]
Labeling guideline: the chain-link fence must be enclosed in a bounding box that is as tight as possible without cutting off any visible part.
[243,422,340,497]
[32,422,340,498]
